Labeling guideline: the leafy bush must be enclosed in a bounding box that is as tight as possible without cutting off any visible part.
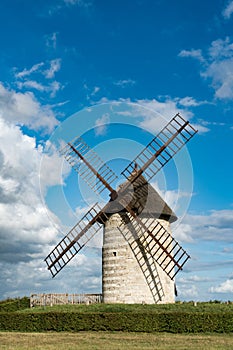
[0,297,30,312]
[0,311,233,333]
[20,301,233,314]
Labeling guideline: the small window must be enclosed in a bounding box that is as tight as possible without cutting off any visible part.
[113,252,117,257]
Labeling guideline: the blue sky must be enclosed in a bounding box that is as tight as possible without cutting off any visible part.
[0,0,233,302]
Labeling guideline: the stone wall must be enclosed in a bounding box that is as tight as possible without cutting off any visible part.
[102,213,175,304]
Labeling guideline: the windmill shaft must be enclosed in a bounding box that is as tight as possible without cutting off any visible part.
[68,143,117,198]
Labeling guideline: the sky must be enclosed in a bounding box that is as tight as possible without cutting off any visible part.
[0,0,233,302]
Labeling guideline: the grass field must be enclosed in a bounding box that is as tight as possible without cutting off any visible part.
[1,331,233,349]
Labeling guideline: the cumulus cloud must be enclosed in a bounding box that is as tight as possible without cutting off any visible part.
[202,58,233,99]
[209,279,233,293]
[132,97,208,134]
[137,97,191,122]
[117,97,194,134]
[0,115,82,299]
[0,118,66,270]
[0,251,101,299]
[174,210,233,243]
[0,82,59,133]
[177,284,198,298]
[96,96,208,135]
[179,37,233,100]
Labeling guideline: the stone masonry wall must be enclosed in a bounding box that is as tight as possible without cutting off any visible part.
[102,213,175,304]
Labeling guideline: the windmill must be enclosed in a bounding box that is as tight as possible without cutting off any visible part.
[45,113,197,304]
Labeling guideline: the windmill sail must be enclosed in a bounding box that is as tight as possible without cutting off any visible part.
[61,137,118,195]
[121,113,197,182]
[45,204,107,277]
[119,211,190,280]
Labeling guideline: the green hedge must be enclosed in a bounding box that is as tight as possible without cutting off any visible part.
[0,297,30,313]
[0,311,233,333]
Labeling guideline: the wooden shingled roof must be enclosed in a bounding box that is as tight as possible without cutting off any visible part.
[102,170,177,223]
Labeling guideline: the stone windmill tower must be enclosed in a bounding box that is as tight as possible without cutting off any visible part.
[102,171,177,304]
[45,114,197,304]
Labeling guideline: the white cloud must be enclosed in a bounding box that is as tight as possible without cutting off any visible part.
[222,1,233,19]
[134,97,195,133]
[176,96,204,107]
[15,62,45,79]
[14,60,63,98]
[45,32,58,49]
[114,79,136,88]
[91,86,100,96]
[83,84,101,101]
[179,37,233,100]
[202,58,233,99]
[208,37,233,59]
[173,222,194,243]
[188,123,209,134]
[17,80,46,92]
[174,210,233,243]
[44,58,61,79]
[0,250,101,298]
[178,275,211,283]
[15,59,61,81]
[49,81,63,97]
[0,82,59,133]
[209,279,233,293]
[17,79,63,98]
[177,284,198,298]
[0,118,65,268]
[96,96,208,135]
[39,141,70,194]
[178,49,205,63]
[94,113,110,136]
[113,97,190,132]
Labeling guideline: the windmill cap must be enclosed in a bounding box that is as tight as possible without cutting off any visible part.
[100,173,177,223]
[122,173,177,223]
